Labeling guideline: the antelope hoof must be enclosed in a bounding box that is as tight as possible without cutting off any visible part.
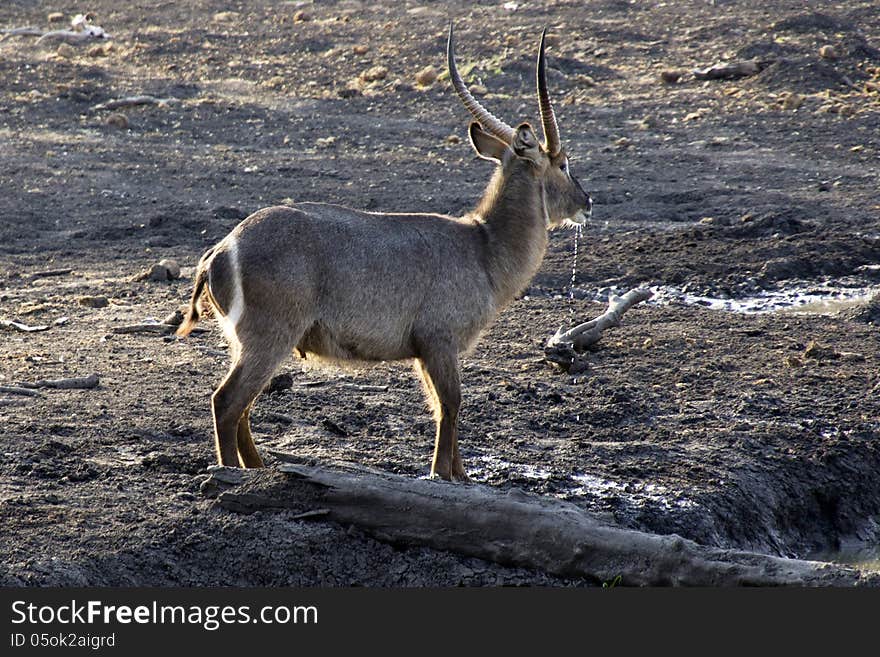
[450,469,471,483]
[430,467,471,483]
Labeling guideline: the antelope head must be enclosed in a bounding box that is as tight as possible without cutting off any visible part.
[448,25,592,227]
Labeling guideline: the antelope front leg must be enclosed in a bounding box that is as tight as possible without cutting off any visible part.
[417,351,470,482]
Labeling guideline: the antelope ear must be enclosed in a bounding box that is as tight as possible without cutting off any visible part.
[512,123,542,165]
[468,121,510,163]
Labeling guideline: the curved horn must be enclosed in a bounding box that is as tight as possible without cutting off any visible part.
[447,23,516,144]
[537,28,561,155]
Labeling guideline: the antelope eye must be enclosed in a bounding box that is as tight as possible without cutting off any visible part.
[559,161,569,173]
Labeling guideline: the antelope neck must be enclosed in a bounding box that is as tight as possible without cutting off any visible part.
[475,163,549,306]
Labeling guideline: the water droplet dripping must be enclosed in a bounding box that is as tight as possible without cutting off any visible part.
[569,224,582,327]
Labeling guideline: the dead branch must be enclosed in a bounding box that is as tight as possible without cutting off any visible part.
[0,385,42,397]
[545,288,652,372]
[202,464,862,586]
[3,14,109,44]
[1,319,50,332]
[92,96,180,112]
[16,373,99,390]
[693,59,772,80]
[111,323,176,335]
[30,268,73,279]
[0,27,44,40]
[113,322,206,336]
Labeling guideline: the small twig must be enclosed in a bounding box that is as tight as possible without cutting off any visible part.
[693,59,772,80]
[0,385,42,397]
[112,323,175,335]
[30,268,74,279]
[0,27,44,40]
[113,323,207,335]
[192,345,228,357]
[291,509,331,521]
[0,319,50,332]
[16,373,100,390]
[92,96,180,112]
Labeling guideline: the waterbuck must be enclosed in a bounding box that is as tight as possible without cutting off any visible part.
[177,26,592,481]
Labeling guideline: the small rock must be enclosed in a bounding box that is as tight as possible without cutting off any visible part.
[158,258,181,279]
[414,65,438,86]
[785,355,804,368]
[264,75,285,89]
[360,65,388,82]
[293,10,311,22]
[264,372,294,394]
[352,44,370,55]
[55,43,76,59]
[470,84,488,95]
[105,113,129,129]
[87,43,111,57]
[660,70,682,84]
[819,45,839,60]
[803,340,839,361]
[781,92,804,110]
[48,12,66,23]
[140,259,181,282]
[212,11,240,23]
[78,295,109,309]
[445,134,461,144]
[162,309,184,327]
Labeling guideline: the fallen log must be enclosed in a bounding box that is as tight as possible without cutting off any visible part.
[203,464,866,586]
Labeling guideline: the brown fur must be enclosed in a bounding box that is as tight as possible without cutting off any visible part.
[177,40,592,480]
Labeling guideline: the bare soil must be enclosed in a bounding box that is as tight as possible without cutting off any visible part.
[1,0,879,586]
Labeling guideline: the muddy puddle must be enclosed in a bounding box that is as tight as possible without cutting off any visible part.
[582,282,879,316]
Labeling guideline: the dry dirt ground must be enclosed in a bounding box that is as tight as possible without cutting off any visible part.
[1,0,880,586]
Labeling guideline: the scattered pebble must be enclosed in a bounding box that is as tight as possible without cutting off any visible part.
[780,92,804,110]
[361,65,388,82]
[105,113,129,129]
[415,65,438,86]
[87,43,111,57]
[138,259,181,282]
[47,12,65,23]
[162,309,184,327]
[352,44,370,55]
[818,45,839,60]
[264,76,286,89]
[213,11,240,23]
[803,340,838,361]
[55,43,76,59]
[470,84,488,95]
[78,295,109,308]
[293,10,311,22]
[660,70,682,84]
